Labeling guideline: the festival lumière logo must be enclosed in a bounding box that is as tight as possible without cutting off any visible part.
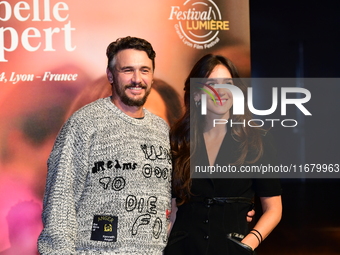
[169,0,229,49]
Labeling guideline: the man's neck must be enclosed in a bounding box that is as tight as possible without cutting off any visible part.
[110,96,144,118]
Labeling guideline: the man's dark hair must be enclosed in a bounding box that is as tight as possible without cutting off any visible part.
[106,36,156,71]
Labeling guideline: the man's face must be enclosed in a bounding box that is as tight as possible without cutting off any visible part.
[107,49,153,108]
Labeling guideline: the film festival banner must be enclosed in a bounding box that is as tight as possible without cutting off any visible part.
[0,0,250,253]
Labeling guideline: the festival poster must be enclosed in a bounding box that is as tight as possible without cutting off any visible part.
[0,0,250,253]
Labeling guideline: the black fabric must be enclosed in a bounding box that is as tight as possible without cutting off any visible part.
[164,130,281,255]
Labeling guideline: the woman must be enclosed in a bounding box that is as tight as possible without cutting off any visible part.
[164,54,282,255]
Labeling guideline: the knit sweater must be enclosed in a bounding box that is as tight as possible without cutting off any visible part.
[38,97,172,255]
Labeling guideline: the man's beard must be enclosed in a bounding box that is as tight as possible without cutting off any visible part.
[113,83,151,107]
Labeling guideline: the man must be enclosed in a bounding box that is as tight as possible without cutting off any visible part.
[38,36,172,254]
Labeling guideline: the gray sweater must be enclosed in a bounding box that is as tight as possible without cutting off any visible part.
[38,97,172,254]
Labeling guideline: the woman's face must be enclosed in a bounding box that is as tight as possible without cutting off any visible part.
[201,64,233,119]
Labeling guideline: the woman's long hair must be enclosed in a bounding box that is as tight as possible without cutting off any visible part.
[171,54,264,205]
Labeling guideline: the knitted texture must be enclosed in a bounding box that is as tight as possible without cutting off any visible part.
[38,97,172,255]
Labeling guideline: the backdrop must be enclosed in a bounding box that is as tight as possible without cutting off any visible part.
[0,0,250,253]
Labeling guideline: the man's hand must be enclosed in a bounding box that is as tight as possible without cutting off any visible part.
[247,209,255,223]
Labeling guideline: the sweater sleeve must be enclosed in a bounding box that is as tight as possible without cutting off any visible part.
[38,118,89,255]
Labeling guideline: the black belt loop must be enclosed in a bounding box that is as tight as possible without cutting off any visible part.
[204,198,215,205]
